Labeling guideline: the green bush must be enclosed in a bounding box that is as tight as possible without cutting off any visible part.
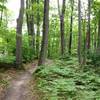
[0,55,15,63]
[0,30,35,63]
[22,34,34,62]
[88,51,100,66]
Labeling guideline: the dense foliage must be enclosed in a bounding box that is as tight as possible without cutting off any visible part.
[34,59,100,100]
[0,0,100,65]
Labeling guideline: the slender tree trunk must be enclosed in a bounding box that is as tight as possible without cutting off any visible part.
[82,19,86,65]
[78,0,82,64]
[97,10,100,53]
[31,0,35,52]
[60,0,66,56]
[0,1,4,26]
[68,0,74,54]
[26,0,35,53]
[16,0,24,67]
[38,0,49,65]
[0,10,3,26]
[94,24,97,49]
[57,0,66,56]
[86,0,91,50]
[36,0,40,58]
[82,11,87,65]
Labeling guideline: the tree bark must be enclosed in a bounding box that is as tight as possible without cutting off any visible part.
[68,0,74,54]
[36,0,40,58]
[97,10,100,53]
[16,0,24,67]
[38,0,49,65]
[0,1,4,26]
[57,0,66,56]
[78,0,82,64]
[86,0,91,50]
[26,0,35,53]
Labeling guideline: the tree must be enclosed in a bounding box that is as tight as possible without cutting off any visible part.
[26,0,35,53]
[36,0,41,58]
[97,10,100,52]
[92,0,100,53]
[86,0,91,50]
[68,0,74,54]
[0,0,7,26]
[16,0,24,67]
[78,0,82,64]
[57,0,66,56]
[38,0,49,65]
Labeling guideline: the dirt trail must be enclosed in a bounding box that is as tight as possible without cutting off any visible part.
[1,65,37,100]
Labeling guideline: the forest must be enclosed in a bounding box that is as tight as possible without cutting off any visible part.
[0,0,100,100]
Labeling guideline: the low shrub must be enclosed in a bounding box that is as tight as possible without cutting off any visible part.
[33,60,100,100]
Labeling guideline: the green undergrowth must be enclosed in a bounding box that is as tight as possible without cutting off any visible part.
[33,58,100,100]
[0,55,15,63]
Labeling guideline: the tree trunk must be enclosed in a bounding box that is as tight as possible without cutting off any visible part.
[16,0,24,67]
[60,0,66,56]
[38,0,49,65]
[26,0,35,53]
[94,24,97,49]
[68,0,74,54]
[86,0,91,50]
[57,0,66,56]
[97,10,100,53]
[0,1,4,26]
[36,0,40,58]
[78,0,82,64]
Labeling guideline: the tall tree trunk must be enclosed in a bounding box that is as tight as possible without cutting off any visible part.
[16,0,24,67]
[78,0,82,64]
[57,0,66,56]
[38,0,49,65]
[36,0,40,58]
[68,0,74,54]
[94,24,97,49]
[82,9,87,65]
[86,0,91,50]
[82,19,86,65]
[60,0,66,56]
[97,10,100,53]
[26,0,35,53]
[0,1,4,27]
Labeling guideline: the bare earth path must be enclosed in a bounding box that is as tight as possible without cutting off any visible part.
[1,64,37,100]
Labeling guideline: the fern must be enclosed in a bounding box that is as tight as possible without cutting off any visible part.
[34,59,100,100]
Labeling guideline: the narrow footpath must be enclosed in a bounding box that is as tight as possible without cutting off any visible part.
[1,64,37,100]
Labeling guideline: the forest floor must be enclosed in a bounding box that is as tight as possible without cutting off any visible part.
[0,62,37,100]
[31,58,100,100]
[0,59,100,100]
